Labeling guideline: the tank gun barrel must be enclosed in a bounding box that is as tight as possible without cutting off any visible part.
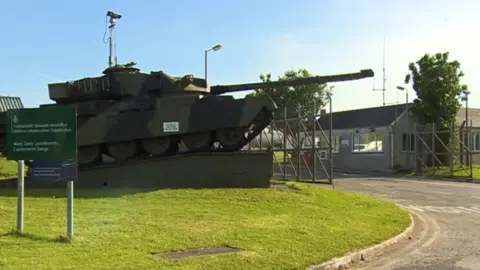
[210,69,374,95]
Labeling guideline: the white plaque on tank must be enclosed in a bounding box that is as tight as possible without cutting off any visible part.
[163,122,179,132]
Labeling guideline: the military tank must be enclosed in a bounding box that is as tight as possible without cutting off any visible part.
[38,63,374,168]
[0,11,375,169]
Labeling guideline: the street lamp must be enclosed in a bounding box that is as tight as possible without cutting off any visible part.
[461,90,471,126]
[396,86,409,108]
[461,90,472,174]
[204,44,222,83]
[397,85,411,156]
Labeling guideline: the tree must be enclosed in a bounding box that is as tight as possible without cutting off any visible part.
[404,51,468,166]
[247,68,331,148]
[404,52,467,127]
[249,68,330,118]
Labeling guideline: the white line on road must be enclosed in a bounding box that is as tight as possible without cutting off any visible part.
[355,177,480,189]
[404,205,480,214]
[457,206,480,214]
[406,205,425,212]
[430,191,453,195]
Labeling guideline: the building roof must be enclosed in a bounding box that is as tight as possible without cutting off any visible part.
[0,96,24,112]
[317,103,480,130]
[317,103,408,130]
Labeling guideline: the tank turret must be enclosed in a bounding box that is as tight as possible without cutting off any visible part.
[47,62,211,104]
[48,67,374,104]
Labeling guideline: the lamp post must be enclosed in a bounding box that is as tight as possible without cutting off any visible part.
[461,90,471,130]
[204,44,222,83]
[461,90,471,170]
[397,85,410,166]
[396,86,408,109]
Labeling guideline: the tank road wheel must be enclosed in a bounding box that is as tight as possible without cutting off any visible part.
[216,128,246,148]
[107,141,138,161]
[141,137,173,156]
[182,132,212,151]
[78,145,101,166]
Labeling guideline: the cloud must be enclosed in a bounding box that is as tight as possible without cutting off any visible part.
[257,11,480,112]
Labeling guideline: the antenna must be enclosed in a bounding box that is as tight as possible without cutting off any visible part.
[373,37,387,106]
[105,11,122,68]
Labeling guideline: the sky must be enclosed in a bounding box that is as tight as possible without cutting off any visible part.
[0,0,478,112]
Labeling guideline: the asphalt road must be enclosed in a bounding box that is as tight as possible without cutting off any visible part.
[328,177,480,270]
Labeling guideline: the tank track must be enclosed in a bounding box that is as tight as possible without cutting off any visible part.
[77,109,274,170]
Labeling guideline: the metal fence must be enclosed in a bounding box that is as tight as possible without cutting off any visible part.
[243,100,479,182]
[243,97,333,184]
[409,121,478,179]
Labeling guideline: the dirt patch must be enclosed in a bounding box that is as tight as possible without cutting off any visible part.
[153,245,244,260]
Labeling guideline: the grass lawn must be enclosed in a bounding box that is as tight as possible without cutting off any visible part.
[406,165,480,183]
[272,150,291,163]
[0,182,410,270]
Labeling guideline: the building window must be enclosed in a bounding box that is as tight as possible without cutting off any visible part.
[401,133,415,152]
[351,132,384,152]
[317,136,340,153]
[299,135,340,153]
[472,133,480,151]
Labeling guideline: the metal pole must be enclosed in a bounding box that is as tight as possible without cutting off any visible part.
[449,121,454,177]
[312,109,316,183]
[17,160,24,233]
[470,119,473,179]
[328,96,333,184]
[466,97,469,167]
[297,106,301,182]
[271,124,274,176]
[108,25,114,67]
[432,123,435,176]
[259,131,263,151]
[67,181,74,239]
[414,124,420,175]
[405,89,409,167]
[204,50,208,82]
[283,106,287,180]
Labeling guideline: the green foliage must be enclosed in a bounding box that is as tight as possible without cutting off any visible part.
[404,52,468,127]
[248,68,331,118]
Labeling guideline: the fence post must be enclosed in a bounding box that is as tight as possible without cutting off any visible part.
[297,106,301,182]
[283,106,287,181]
[414,123,421,176]
[312,110,316,183]
[328,95,333,184]
[259,130,263,151]
[449,121,454,177]
[432,123,435,176]
[470,120,473,178]
[271,123,274,177]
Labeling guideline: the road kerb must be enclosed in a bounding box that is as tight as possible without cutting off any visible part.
[306,210,414,270]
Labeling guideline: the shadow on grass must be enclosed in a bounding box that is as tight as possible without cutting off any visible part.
[1,229,71,244]
[0,181,279,199]
[0,187,162,199]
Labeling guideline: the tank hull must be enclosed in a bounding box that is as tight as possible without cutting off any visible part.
[32,94,278,168]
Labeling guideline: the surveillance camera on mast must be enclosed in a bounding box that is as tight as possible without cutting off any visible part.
[107,11,122,21]
[105,10,122,68]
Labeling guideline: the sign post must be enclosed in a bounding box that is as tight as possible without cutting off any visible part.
[5,106,77,239]
[16,160,24,233]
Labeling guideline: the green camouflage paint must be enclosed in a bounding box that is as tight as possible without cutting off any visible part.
[0,63,374,169]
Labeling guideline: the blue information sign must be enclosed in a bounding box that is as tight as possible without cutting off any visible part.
[28,159,78,182]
